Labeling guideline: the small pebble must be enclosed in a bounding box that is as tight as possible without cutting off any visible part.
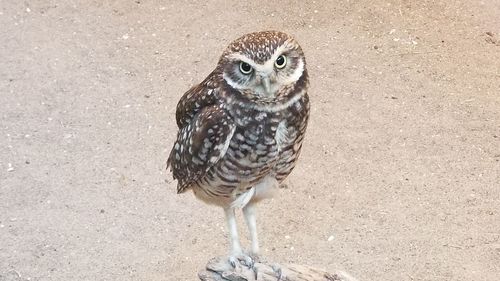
[7,163,14,172]
[328,235,334,242]
[285,235,291,239]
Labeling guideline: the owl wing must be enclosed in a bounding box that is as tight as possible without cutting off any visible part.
[168,80,235,193]
[174,73,219,128]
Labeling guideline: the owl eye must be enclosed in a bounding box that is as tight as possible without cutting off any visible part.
[275,55,287,69]
[239,62,253,74]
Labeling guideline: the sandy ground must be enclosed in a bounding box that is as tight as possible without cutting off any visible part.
[1,1,499,280]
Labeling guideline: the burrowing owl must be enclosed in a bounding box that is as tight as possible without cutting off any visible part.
[167,31,309,265]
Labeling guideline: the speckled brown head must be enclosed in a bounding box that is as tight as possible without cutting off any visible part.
[217,31,307,103]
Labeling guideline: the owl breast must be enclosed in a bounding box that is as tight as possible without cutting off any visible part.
[192,94,309,206]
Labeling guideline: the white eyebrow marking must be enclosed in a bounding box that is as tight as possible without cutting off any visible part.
[226,40,294,72]
[223,39,304,91]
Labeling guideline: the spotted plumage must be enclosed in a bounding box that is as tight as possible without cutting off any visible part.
[167,31,310,264]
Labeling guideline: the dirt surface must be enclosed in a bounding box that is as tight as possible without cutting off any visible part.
[1,1,499,280]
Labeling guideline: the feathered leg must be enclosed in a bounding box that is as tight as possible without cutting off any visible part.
[224,207,253,267]
[224,207,242,255]
[243,202,259,255]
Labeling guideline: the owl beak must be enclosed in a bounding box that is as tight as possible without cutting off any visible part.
[261,76,272,95]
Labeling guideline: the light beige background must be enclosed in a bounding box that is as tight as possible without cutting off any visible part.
[1,1,499,280]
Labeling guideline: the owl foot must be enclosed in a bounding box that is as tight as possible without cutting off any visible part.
[228,252,255,269]
[271,264,283,280]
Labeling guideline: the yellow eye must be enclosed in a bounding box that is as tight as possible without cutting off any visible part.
[239,62,253,74]
[275,55,287,69]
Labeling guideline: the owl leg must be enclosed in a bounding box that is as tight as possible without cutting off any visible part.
[224,207,254,268]
[242,202,259,255]
[224,207,242,254]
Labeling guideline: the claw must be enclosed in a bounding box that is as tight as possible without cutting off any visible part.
[244,256,255,268]
[252,265,258,279]
[228,253,254,269]
[228,256,238,268]
[271,264,283,281]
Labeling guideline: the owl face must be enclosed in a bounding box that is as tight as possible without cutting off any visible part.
[219,31,306,101]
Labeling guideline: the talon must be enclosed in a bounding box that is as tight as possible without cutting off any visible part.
[241,254,254,268]
[228,256,238,268]
[271,264,283,281]
[250,252,260,263]
[252,266,258,279]
[228,253,254,268]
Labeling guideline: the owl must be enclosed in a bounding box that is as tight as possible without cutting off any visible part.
[167,31,310,267]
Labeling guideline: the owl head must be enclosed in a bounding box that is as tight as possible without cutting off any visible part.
[218,31,307,102]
